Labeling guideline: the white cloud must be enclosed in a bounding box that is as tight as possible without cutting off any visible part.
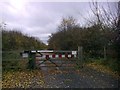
[1,1,116,45]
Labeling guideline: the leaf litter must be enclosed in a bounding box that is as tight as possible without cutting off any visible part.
[2,70,45,88]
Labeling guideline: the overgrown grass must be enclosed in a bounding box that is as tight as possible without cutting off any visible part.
[84,58,119,73]
[2,51,21,60]
[2,51,29,72]
[3,60,28,71]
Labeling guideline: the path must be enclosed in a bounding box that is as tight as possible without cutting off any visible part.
[35,59,120,88]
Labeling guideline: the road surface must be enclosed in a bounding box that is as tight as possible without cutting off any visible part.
[37,59,119,88]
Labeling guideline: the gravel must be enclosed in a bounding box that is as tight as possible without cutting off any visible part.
[39,59,119,88]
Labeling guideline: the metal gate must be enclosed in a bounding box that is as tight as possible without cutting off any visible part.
[2,47,83,71]
[20,50,78,70]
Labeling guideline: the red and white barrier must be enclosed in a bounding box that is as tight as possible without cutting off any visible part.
[22,50,77,59]
[36,54,77,59]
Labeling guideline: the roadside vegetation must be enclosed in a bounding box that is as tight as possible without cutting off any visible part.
[2,30,47,88]
[2,30,47,51]
[1,2,120,88]
[48,2,120,74]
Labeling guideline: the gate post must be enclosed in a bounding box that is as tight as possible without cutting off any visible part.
[78,46,83,68]
[28,51,36,70]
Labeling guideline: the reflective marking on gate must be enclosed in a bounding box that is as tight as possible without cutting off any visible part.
[68,55,71,58]
[31,50,36,53]
[62,55,65,58]
[36,54,77,59]
[21,50,78,59]
[55,55,59,58]
[49,55,52,58]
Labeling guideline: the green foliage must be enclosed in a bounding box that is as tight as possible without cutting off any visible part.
[2,51,28,71]
[2,30,46,71]
[48,16,119,72]
[48,17,82,50]
[2,30,46,51]
[106,59,119,72]
[86,58,119,72]
[48,17,115,58]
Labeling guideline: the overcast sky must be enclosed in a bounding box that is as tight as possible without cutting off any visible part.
[0,0,117,45]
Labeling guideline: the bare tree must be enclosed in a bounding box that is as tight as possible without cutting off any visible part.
[89,2,120,59]
[58,16,78,32]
